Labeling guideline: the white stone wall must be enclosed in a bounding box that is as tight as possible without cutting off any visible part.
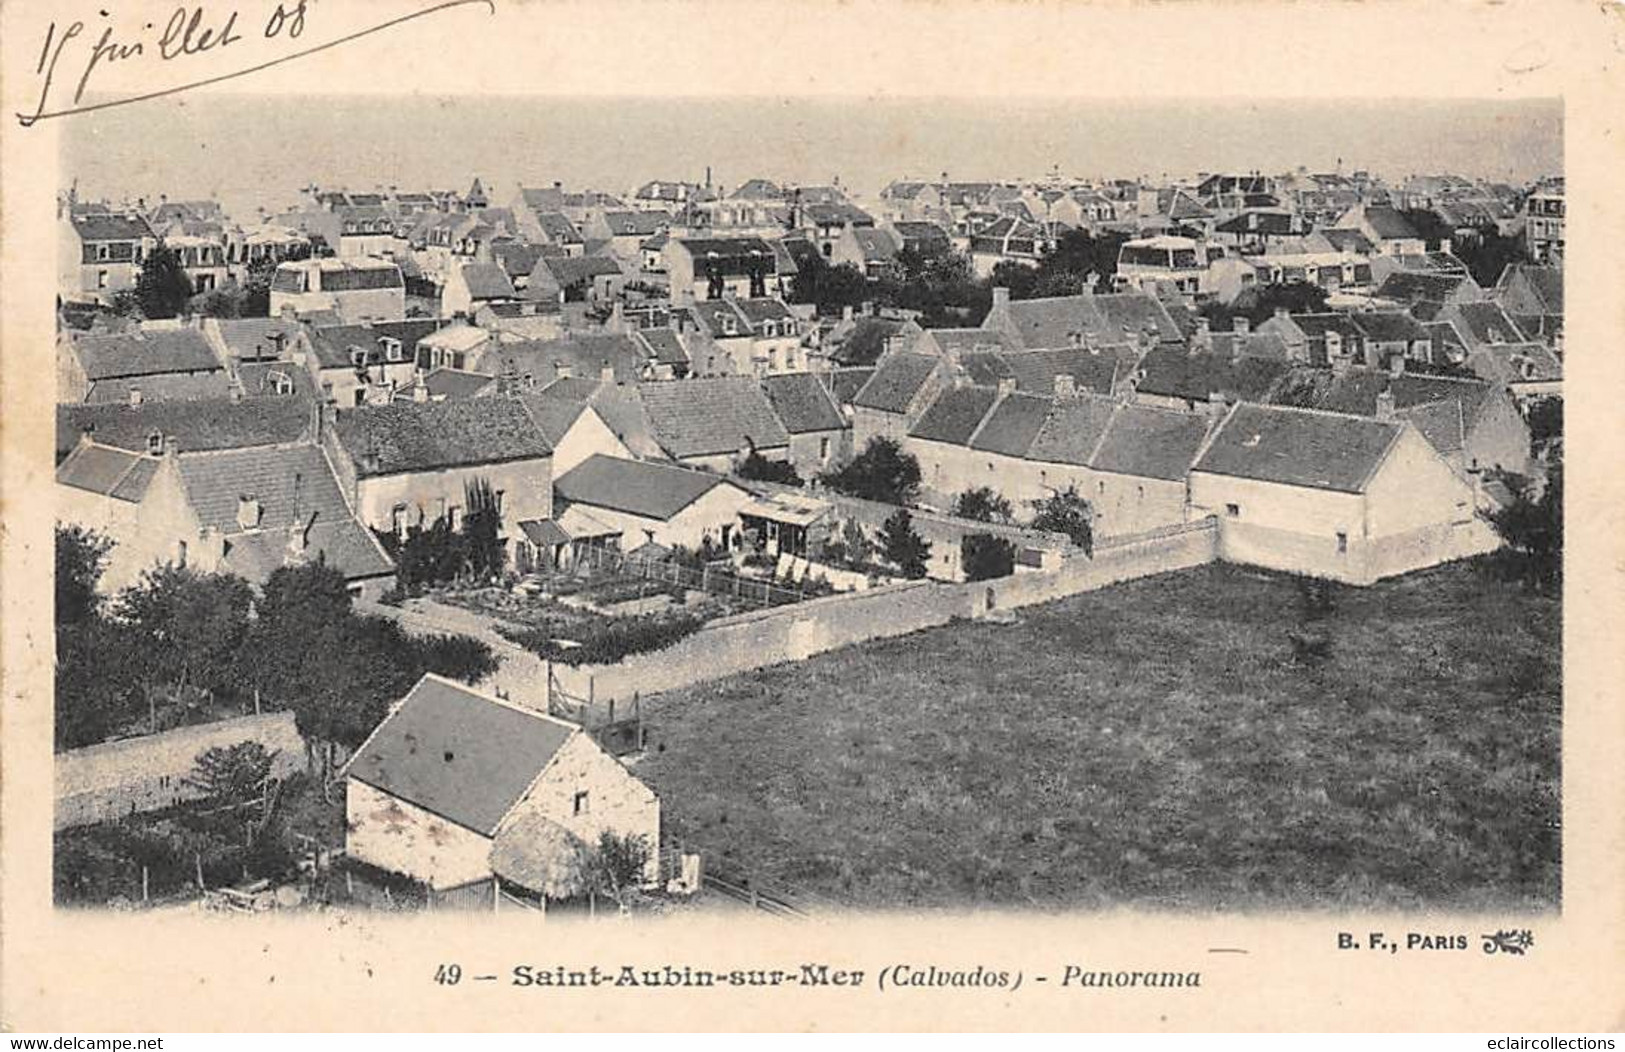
[345,778,495,891]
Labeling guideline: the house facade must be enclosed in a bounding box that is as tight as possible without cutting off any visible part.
[345,675,661,894]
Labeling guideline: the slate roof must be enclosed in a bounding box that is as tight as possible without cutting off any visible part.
[1376,271,1471,304]
[1350,311,1430,344]
[71,214,154,241]
[306,319,444,370]
[1467,342,1564,385]
[553,453,726,520]
[1194,403,1404,493]
[213,317,304,362]
[826,367,876,406]
[850,352,939,413]
[515,394,588,446]
[490,241,551,280]
[633,328,689,368]
[1315,229,1375,254]
[81,373,236,404]
[56,443,161,503]
[601,210,671,236]
[1394,399,1468,457]
[1496,264,1563,314]
[176,444,348,532]
[967,393,1051,457]
[1449,301,1527,345]
[639,376,790,457]
[831,317,913,367]
[762,373,846,434]
[534,212,583,242]
[57,396,312,461]
[536,255,622,288]
[346,675,577,836]
[1359,206,1421,241]
[1025,395,1120,466]
[989,292,1180,350]
[221,519,395,584]
[459,262,518,301]
[850,227,899,263]
[1135,346,1294,403]
[333,398,552,477]
[478,334,647,387]
[1089,404,1211,481]
[72,327,223,380]
[920,328,1020,356]
[422,368,496,400]
[908,386,999,444]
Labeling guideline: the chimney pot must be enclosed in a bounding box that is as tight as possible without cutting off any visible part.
[991,286,1011,307]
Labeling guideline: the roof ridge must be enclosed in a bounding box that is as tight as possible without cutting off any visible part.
[1235,399,1403,427]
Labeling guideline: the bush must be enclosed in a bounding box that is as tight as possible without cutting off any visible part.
[962,533,1016,581]
[501,612,707,666]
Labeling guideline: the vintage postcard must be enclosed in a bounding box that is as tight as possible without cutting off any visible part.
[1,0,1622,1034]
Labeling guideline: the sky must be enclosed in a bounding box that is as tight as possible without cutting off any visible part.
[61,94,1562,220]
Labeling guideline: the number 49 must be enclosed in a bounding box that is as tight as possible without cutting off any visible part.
[435,963,462,985]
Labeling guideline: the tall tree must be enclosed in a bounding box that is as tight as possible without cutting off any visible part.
[819,437,922,505]
[1031,486,1095,554]
[961,533,1016,582]
[879,508,932,579]
[461,477,505,581]
[134,242,195,319]
[1489,459,1563,593]
[953,487,1013,524]
[56,524,112,626]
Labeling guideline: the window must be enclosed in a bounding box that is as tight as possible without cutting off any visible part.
[96,243,110,261]
[146,431,162,456]
[449,505,464,531]
[176,540,187,567]
[392,506,408,537]
[97,269,109,289]
[819,436,831,461]
[572,791,590,816]
[494,490,505,514]
[1335,531,1348,555]
[1225,503,1241,518]
[353,388,366,407]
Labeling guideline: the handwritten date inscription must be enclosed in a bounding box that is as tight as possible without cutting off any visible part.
[18,1,489,126]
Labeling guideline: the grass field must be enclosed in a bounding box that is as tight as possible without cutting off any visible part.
[633,561,1560,912]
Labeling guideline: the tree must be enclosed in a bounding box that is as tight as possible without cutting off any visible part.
[953,486,1013,524]
[461,477,505,581]
[117,566,255,704]
[585,831,653,908]
[1488,460,1562,593]
[738,446,802,486]
[1453,226,1533,287]
[1201,282,1329,331]
[788,254,870,315]
[187,742,275,809]
[1031,486,1095,554]
[819,436,922,505]
[55,615,145,750]
[134,242,194,319]
[1523,396,1562,449]
[961,533,1016,582]
[1398,208,1455,251]
[56,524,112,626]
[879,508,931,579]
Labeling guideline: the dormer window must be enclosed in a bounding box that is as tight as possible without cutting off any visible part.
[380,336,403,362]
[146,431,163,456]
[722,315,738,336]
[351,346,368,369]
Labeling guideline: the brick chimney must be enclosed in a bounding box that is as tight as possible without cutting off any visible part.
[1375,390,1396,420]
[1053,373,1077,399]
[1192,317,1212,354]
[555,360,573,380]
[991,286,1011,308]
[996,376,1017,398]
[600,359,615,383]
[128,387,144,407]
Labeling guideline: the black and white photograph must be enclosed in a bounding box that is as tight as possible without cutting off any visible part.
[2,0,1620,1037]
